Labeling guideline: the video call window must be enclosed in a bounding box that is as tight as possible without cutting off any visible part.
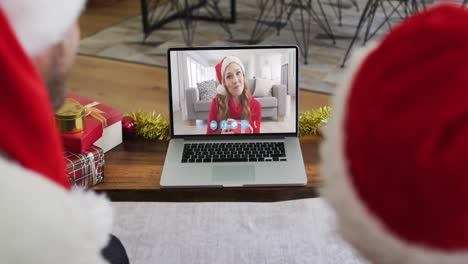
[169,48,297,136]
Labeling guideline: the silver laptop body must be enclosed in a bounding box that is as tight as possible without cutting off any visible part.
[161,45,307,187]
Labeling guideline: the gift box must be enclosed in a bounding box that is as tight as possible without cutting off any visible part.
[94,118,123,153]
[65,145,104,188]
[59,93,123,153]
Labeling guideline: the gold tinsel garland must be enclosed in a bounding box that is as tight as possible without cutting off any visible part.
[129,111,170,141]
[298,106,331,137]
[128,106,331,141]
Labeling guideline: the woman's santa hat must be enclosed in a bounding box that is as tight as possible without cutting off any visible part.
[321,3,468,263]
[215,55,246,95]
[1,0,85,57]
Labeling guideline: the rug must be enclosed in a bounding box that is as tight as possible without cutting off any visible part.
[112,198,369,264]
[79,0,427,94]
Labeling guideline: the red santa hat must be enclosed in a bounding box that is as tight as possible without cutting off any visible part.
[0,3,113,263]
[321,3,468,263]
[215,55,246,95]
[0,0,85,189]
[1,0,85,57]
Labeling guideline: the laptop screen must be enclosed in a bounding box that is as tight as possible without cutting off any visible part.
[168,46,298,137]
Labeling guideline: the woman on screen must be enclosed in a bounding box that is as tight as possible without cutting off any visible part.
[206,56,261,134]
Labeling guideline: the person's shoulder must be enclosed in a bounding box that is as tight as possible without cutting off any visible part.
[250,97,261,108]
[211,95,221,105]
[0,155,112,264]
[209,96,220,111]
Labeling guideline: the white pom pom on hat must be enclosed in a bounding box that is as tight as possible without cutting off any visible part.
[0,0,86,57]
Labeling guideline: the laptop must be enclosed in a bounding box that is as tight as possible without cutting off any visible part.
[161,45,307,187]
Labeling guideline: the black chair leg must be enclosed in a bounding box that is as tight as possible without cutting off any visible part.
[363,0,379,44]
[249,0,286,44]
[350,0,359,11]
[203,0,233,39]
[316,0,336,44]
[341,0,413,67]
[340,0,375,67]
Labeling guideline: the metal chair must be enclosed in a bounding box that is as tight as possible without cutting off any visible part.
[340,0,425,67]
[327,0,360,26]
[286,0,336,64]
[249,0,291,44]
[140,0,236,46]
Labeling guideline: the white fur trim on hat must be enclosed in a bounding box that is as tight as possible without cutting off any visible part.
[221,56,245,81]
[216,56,245,95]
[1,0,86,57]
[0,155,112,263]
[216,84,226,95]
[320,42,468,263]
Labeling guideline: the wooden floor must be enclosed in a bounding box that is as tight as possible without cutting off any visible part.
[80,0,141,38]
[70,0,331,115]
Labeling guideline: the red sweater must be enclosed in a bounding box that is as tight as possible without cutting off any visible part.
[207,96,262,134]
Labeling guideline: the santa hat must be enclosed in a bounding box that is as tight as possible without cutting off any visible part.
[321,3,468,263]
[1,0,85,57]
[0,0,86,189]
[215,55,246,95]
[0,4,113,263]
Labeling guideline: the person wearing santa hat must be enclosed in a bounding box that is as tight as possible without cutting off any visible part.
[206,55,262,134]
[0,1,128,263]
[321,2,468,264]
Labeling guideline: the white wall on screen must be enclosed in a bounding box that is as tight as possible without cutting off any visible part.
[256,53,281,84]
[288,50,296,95]
[170,51,180,113]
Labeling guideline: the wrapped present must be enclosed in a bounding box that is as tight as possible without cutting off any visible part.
[93,117,123,153]
[65,145,104,188]
[57,93,123,153]
[56,98,103,153]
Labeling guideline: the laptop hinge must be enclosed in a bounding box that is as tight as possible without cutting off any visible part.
[180,134,295,141]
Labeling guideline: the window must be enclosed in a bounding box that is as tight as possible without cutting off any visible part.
[186,56,216,88]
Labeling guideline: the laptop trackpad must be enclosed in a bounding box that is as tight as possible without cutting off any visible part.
[212,165,255,186]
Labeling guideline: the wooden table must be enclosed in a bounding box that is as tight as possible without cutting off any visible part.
[94,135,322,202]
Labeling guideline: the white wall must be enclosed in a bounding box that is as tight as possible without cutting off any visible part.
[289,50,296,95]
[190,52,211,67]
[246,54,255,80]
[255,53,282,84]
[271,54,282,83]
[280,50,296,95]
[170,51,193,119]
[170,51,180,113]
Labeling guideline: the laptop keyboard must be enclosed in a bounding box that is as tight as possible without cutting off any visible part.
[181,142,287,163]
